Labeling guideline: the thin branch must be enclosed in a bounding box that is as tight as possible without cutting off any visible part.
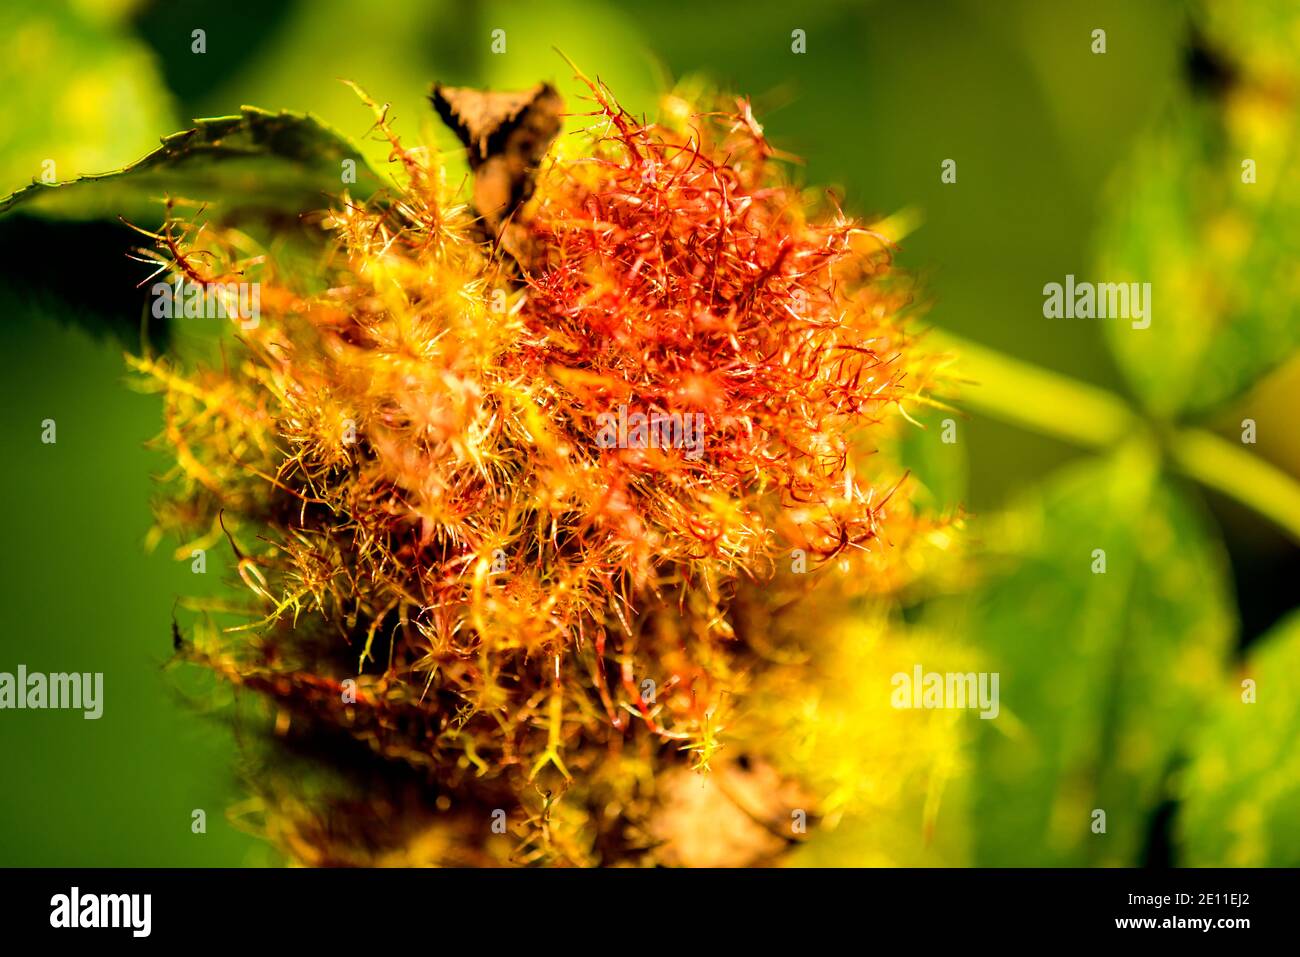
[931,329,1300,544]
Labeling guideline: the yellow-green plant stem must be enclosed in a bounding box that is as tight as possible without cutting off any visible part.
[1170,431,1300,542]
[929,330,1300,544]
[929,330,1138,449]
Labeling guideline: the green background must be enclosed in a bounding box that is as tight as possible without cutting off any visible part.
[2,0,1297,866]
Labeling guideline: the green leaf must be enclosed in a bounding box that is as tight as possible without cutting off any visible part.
[1,107,384,226]
[1096,93,1300,419]
[1177,612,1300,865]
[945,446,1234,865]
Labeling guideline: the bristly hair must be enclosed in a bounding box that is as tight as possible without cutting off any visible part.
[134,75,949,865]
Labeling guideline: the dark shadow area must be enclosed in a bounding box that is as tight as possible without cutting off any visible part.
[1204,488,1300,653]
[0,215,167,350]
[132,0,300,114]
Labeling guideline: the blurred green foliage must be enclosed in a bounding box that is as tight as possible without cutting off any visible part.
[1179,612,1300,866]
[936,447,1235,866]
[0,1,176,194]
[1097,93,1300,419]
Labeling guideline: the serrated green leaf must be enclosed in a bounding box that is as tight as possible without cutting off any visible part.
[0,107,384,226]
[946,447,1235,865]
[1177,612,1300,865]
